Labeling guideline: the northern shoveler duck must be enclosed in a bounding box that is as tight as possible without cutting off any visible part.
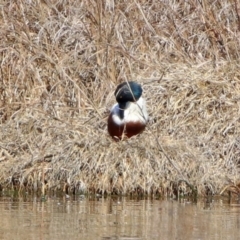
[108,81,148,140]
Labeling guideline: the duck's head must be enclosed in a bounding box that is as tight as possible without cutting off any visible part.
[115,81,142,103]
[114,81,142,117]
[114,81,142,110]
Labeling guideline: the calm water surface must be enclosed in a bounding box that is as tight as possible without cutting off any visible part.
[0,194,239,240]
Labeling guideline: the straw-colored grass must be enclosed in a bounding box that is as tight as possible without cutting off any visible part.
[1,0,240,197]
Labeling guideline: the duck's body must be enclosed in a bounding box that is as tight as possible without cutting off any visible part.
[108,82,148,140]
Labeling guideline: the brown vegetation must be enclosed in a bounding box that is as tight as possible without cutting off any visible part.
[1,0,240,197]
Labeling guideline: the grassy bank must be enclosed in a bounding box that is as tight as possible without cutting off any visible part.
[1,0,240,197]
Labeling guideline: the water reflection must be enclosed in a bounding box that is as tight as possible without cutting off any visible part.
[0,193,239,240]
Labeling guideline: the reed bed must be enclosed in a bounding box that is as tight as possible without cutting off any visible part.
[1,0,240,197]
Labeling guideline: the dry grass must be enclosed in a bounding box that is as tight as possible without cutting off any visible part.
[1,0,240,197]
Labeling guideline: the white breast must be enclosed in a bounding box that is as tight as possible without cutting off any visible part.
[110,97,148,125]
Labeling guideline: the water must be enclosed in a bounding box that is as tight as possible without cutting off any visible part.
[0,194,239,240]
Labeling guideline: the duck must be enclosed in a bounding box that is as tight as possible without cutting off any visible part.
[108,81,148,140]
